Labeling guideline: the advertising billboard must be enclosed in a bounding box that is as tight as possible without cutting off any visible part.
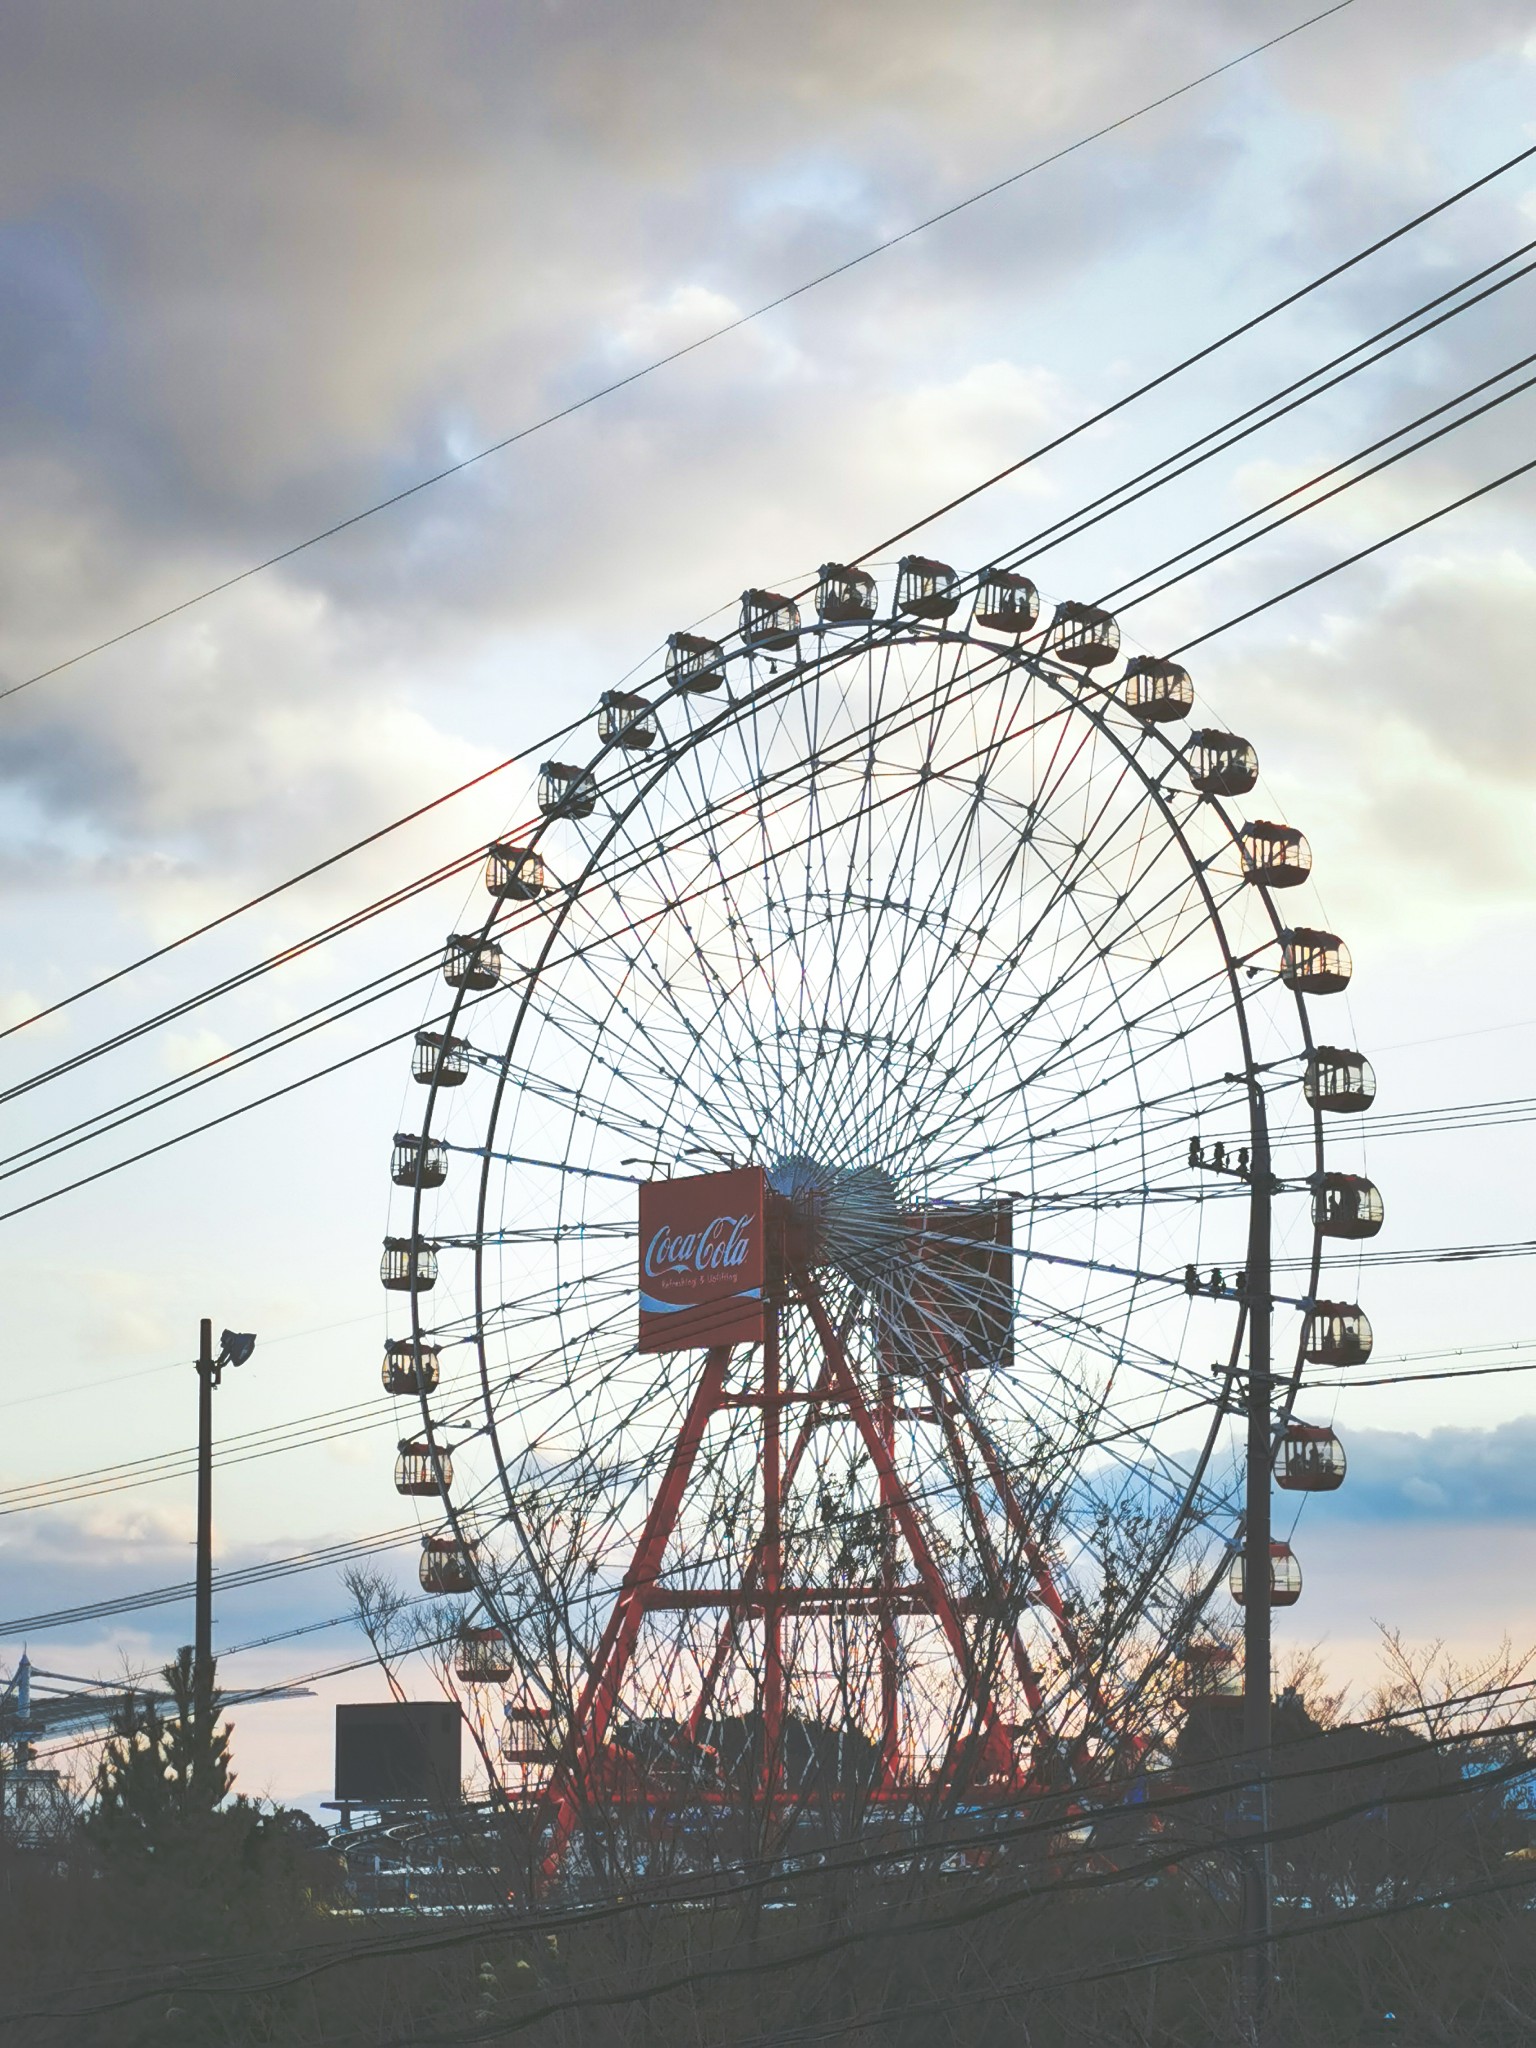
[334,1701,462,1807]
[638,1166,767,1352]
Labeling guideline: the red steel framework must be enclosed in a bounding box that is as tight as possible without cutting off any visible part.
[533,1179,1127,1880]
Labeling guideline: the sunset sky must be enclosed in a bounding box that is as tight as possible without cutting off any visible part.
[3,0,1535,1810]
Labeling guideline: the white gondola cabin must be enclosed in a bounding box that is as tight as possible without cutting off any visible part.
[1241,822,1312,889]
[740,589,801,650]
[1312,1172,1384,1240]
[1277,1423,1347,1492]
[597,691,657,750]
[396,1439,451,1496]
[1281,929,1352,996]
[1187,730,1259,796]
[1302,1300,1373,1366]
[442,933,503,992]
[1229,1540,1302,1608]
[816,563,877,624]
[972,567,1039,636]
[1122,656,1194,723]
[1305,1046,1375,1114]
[538,762,598,819]
[665,631,725,691]
[1045,601,1120,667]
[420,1534,476,1593]
[503,1700,555,1762]
[380,1237,437,1292]
[412,1031,469,1088]
[455,1626,513,1684]
[382,1339,441,1396]
[484,843,546,901]
[391,1133,447,1190]
[895,555,959,620]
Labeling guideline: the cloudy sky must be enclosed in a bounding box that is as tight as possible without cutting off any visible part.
[3,0,1535,1810]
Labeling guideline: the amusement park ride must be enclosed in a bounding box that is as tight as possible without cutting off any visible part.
[376,555,1377,1900]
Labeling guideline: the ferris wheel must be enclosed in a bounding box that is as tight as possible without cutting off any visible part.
[379,554,1379,1880]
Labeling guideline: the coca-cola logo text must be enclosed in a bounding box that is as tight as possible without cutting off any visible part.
[644,1213,752,1282]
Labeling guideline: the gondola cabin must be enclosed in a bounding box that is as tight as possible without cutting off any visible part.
[396,1439,452,1496]
[538,762,599,819]
[1187,730,1258,796]
[740,589,801,650]
[1302,1300,1373,1366]
[972,567,1039,636]
[597,691,657,750]
[1277,1423,1347,1492]
[420,1534,476,1593]
[1121,656,1193,723]
[455,1626,513,1685]
[484,843,546,901]
[1304,1046,1376,1114]
[412,1031,469,1088]
[442,934,503,991]
[1229,1540,1302,1608]
[1312,1172,1384,1240]
[382,1339,441,1396]
[391,1133,447,1189]
[665,631,725,691]
[503,1700,555,1762]
[380,1237,437,1293]
[1241,822,1312,889]
[1045,601,1120,667]
[895,555,959,620]
[1281,929,1352,996]
[816,563,877,624]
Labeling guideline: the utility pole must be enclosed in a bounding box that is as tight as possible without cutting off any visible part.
[193,1316,215,1776]
[1240,1092,1275,2040]
[189,1320,256,1795]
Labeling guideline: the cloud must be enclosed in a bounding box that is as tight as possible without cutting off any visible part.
[1323,1415,1536,1523]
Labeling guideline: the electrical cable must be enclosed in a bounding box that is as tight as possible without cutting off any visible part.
[10,382,1536,1231]
[1167,449,1536,656]
[12,1703,1531,2027]
[841,134,1536,575]
[10,217,1532,1124]
[0,2,1358,708]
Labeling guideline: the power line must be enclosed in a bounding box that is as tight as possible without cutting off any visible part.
[0,4,1356,708]
[844,133,1536,574]
[14,1700,1532,2028]
[1167,450,1536,655]
[9,196,1530,1108]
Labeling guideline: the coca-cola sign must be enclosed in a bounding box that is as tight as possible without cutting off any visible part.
[638,1167,766,1353]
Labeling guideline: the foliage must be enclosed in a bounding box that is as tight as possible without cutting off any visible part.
[90,1646,234,1850]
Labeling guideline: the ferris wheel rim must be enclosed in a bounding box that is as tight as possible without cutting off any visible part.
[387,593,1341,1782]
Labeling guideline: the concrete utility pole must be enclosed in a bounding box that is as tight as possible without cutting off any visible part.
[1240,1093,1275,2039]
[193,1316,216,1769]
[190,1319,256,1790]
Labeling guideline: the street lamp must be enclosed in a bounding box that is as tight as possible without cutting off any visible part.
[192,1319,257,1782]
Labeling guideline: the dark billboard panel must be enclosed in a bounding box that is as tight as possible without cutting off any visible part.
[895,1201,1015,1375]
[638,1166,767,1352]
[334,1701,462,1806]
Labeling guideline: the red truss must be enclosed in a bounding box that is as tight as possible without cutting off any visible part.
[529,1184,1128,1882]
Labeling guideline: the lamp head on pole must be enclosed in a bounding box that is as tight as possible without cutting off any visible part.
[218,1329,257,1370]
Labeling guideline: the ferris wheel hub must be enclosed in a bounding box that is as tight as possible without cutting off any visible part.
[767,1156,904,1284]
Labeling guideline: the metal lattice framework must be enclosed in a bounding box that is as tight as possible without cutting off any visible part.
[379,564,1377,1886]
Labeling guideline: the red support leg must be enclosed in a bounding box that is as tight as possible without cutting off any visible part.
[876,1344,901,1792]
[799,1273,1016,1787]
[685,1354,838,1744]
[914,1295,1121,1746]
[760,1306,785,1803]
[538,1345,731,1878]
